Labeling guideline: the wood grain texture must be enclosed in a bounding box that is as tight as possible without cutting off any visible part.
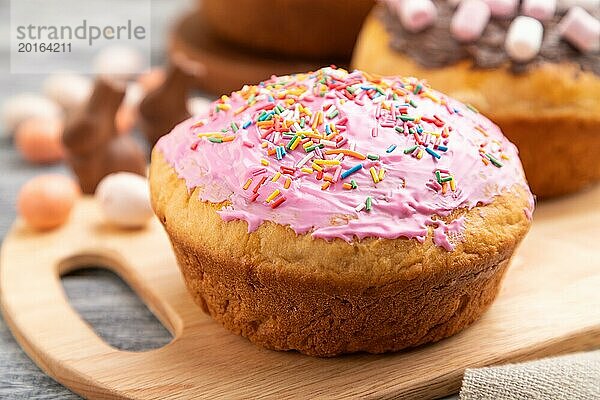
[1,186,600,400]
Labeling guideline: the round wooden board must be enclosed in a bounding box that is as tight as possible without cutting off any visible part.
[168,10,347,95]
[1,187,600,399]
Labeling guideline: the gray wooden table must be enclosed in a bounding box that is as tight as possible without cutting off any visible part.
[0,1,192,398]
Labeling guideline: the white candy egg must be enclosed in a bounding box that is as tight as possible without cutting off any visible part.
[188,97,212,116]
[42,73,92,112]
[93,45,145,83]
[1,94,62,136]
[124,82,145,109]
[95,172,153,229]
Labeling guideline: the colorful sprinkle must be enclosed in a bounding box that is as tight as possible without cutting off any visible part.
[341,163,363,179]
[369,167,380,184]
[324,149,367,160]
[266,189,280,203]
[404,145,418,154]
[271,196,286,209]
[189,67,511,222]
[425,147,441,159]
[486,153,503,168]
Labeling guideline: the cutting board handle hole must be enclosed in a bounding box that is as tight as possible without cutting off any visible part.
[61,267,173,352]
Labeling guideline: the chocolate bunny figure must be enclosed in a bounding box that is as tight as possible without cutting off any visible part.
[62,78,146,194]
[139,63,192,147]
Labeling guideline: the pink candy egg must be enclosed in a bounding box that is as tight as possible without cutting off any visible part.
[17,174,80,230]
[116,105,137,135]
[15,118,65,164]
[137,68,166,92]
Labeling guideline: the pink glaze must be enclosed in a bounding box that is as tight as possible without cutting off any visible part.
[157,68,533,251]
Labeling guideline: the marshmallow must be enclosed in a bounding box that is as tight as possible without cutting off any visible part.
[451,0,491,42]
[557,0,600,11]
[400,0,438,32]
[522,0,557,21]
[95,172,153,229]
[505,16,544,62]
[1,94,62,136]
[43,73,92,113]
[559,6,600,53]
[484,0,518,17]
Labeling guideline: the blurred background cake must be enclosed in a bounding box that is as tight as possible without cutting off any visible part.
[202,0,375,59]
[171,0,375,93]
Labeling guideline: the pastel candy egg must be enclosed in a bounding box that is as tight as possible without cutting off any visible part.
[137,68,166,92]
[43,73,92,112]
[17,174,80,230]
[1,94,62,136]
[451,0,491,42]
[115,105,137,135]
[558,6,600,53]
[188,97,212,116]
[93,45,145,83]
[15,118,65,164]
[124,82,144,109]
[505,16,544,62]
[95,172,153,229]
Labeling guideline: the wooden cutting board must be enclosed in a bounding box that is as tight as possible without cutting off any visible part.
[2,186,600,399]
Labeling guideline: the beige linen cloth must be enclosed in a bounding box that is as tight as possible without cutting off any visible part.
[459,351,600,399]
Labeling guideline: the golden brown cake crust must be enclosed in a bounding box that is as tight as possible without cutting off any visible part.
[352,9,600,198]
[150,149,531,356]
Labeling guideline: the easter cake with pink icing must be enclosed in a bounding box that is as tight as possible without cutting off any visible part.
[150,67,534,357]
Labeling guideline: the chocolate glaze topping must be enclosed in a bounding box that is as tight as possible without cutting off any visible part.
[380,1,599,75]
